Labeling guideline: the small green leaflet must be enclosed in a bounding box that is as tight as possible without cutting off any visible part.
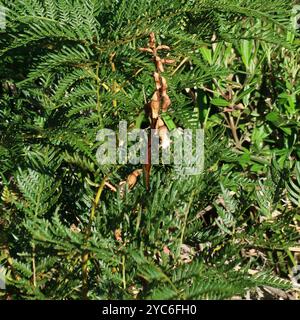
[211,98,230,107]
[135,111,146,129]
[161,112,177,130]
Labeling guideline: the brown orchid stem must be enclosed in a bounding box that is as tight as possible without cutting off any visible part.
[139,32,174,191]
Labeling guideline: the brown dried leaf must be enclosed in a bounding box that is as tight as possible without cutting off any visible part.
[160,76,167,93]
[114,228,122,242]
[150,91,160,119]
[153,72,161,91]
[161,58,175,64]
[149,32,156,49]
[156,117,165,128]
[104,181,117,192]
[163,246,171,255]
[126,169,142,189]
[70,224,81,233]
[155,56,164,72]
[158,126,170,149]
[139,47,153,53]
[162,94,171,112]
[157,45,170,51]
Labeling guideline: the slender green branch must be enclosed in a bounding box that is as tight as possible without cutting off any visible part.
[81,176,107,300]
